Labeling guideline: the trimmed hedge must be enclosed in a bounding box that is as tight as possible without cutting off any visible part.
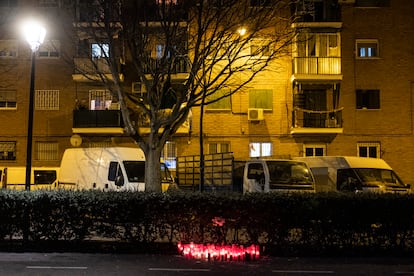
[0,189,414,256]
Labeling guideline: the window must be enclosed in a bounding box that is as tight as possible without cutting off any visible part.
[356,89,380,109]
[161,141,176,169]
[209,142,230,154]
[35,142,59,161]
[92,43,109,58]
[0,141,16,160]
[297,33,340,57]
[358,142,380,158]
[249,89,273,110]
[35,90,59,110]
[38,40,60,58]
[89,90,113,110]
[249,142,272,158]
[0,90,16,109]
[356,40,379,58]
[0,0,17,7]
[304,144,326,156]
[207,89,231,110]
[355,0,390,7]
[0,40,17,58]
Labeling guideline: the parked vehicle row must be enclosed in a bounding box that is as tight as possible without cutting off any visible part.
[0,147,411,194]
[0,166,59,190]
[294,156,411,194]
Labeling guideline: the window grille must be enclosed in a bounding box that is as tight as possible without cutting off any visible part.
[35,90,59,110]
[35,142,59,161]
[0,141,16,160]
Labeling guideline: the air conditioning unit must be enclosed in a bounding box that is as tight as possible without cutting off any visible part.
[248,108,264,121]
[338,0,355,4]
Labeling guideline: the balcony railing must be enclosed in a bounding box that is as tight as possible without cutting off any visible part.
[292,107,343,129]
[73,110,123,128]
[143,57,190,74]
[293,57,341,75]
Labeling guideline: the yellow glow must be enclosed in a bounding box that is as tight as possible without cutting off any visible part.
[22,20,46,52]
[237,28,247,36]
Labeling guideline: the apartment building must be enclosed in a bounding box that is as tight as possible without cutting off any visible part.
[1,0,414,184]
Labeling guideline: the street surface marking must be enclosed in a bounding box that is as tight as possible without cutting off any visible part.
[149,268,211,272]
[272,270,334,274]
[27,266,88,270]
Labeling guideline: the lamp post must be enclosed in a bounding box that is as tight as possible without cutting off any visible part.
[23,21,46,191]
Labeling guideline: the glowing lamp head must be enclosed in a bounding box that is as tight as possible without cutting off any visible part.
[23,21,46,52]
[237,27,247,36]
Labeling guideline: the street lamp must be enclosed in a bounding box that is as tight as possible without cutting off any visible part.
[23,21,46,191]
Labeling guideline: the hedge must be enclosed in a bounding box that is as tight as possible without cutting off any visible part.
[0,189,413,256]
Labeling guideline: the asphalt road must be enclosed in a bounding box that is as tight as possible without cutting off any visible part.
[0,253,414,275]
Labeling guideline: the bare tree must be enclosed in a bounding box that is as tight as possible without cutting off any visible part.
[69,0,297,192]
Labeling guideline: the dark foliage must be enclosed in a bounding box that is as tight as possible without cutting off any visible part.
[0,190,413,256]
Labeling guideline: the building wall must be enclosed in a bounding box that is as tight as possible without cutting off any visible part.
[337,0,414,183]
[2,1,414,185]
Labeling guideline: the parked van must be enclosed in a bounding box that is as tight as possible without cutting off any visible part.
[294,156,411,193]
[243,159,315,193]
[58,147,174,192]
[0,167,59,190]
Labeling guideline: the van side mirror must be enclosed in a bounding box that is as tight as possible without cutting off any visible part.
[115,175,124,187]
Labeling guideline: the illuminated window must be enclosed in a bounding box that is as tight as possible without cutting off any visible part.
[297,33,340,57]
[358,142,380,158]
[89,90,113,110]
[356,40,379,58]
[161,141,177,169]
[250,142,272,158]
[92,43,109,58]
[356,89,380,109]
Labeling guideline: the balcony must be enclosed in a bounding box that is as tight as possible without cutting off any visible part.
[291,107,343,135]
[143,57,190,77]
[292,57,342,81]
[72,110,124,134]
[72,58,124,82]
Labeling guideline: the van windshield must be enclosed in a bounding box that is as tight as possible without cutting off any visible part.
[123,161,145,182]
[267,161,314,185]
[354,168,405,187]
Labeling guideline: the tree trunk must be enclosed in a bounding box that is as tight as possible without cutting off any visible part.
[144,146,163,192]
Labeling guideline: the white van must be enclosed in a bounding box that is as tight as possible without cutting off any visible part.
[294,156,411,193]
[58,147,174,192]
[243,159,315,193]
[0,167,59,190]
